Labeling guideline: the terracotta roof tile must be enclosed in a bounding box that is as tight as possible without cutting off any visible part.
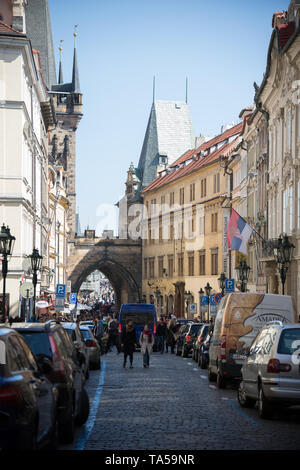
[277,21,295,50]
[0,21,23,35]
[142,135,240,194]
[170,121,243,168]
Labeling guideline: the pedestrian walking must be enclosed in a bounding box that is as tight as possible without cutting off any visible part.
[165,318,177,354]
[105,316,121,354]
[139,324,155,368]
[94,318,105,355]
[121,320,137,368]
[155,317,166,354]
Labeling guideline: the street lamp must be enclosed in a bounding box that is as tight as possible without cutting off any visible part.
[273,234,294,295]
[0,224,15,322]
[198,288,204,322]
[155,288,162,316]
[29,248,43,322]
[204,283,212,321]
[236,260,250,293]
[218,272,227,297]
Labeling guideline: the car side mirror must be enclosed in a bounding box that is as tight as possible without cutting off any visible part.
[38,357,53,375]
[77,350,85,366]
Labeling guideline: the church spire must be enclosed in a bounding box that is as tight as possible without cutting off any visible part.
[58,40,64,84]
[72,25,81,93]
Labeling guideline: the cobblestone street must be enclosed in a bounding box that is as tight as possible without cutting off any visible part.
[62,351,300,451]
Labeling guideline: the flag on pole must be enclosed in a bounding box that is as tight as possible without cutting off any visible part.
[226,209,253,255]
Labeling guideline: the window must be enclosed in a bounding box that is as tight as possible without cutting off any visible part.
[287,108,292,151]
[151,199,157,215]
[211,213,218,232]
[170,192,174,206]
[283,189,287,233]
[178,253,184,276]
[211,248,218,275]
[188,252,194,276]
[180,188,185,205]
[168,256,174,277]
[213,174,220,193]
[190,183,195,201]
[278,328,300,355]
[289,186,293,234]
[149,258,155,278]
[158,256,164,277]
[201,179,207,198]
[144,259,148,279]
[199,215,205,236]
[199,250,206,275]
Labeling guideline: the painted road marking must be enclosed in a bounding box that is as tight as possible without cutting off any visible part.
[193,368,198,371]
[200,375,207,379]
[227,399,260,427]
[75,361,107,450]
[209,385,217,390]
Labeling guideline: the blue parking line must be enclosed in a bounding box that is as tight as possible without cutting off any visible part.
[75,361,106,450]
[227,399,260,428]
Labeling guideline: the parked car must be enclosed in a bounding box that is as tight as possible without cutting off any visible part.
[79,325,101,370]
[197,331,212,369]
[80,321,95,330]
[208,293,298,389]
[175,323,202,357]
[0,327,58,450]
[237,322,300,419]
[12,321,89,444]
[61,322,89,380]
[192,324,207,362]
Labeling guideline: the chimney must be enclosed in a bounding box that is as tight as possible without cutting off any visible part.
[272,10,288,28]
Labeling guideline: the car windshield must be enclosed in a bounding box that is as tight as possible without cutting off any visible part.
[65,329,76,341]
[277,328,300,355]
[80,329,92,340]
[121,313,154,326]
[18,331,52,359]
[190,324,201,335]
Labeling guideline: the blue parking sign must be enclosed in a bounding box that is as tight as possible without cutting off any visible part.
[70,293,77,304]
[225,279,235,293]
[56,284,66,299]
[200,296,207,306]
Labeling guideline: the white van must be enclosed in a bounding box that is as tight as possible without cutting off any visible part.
[208,293,298,388]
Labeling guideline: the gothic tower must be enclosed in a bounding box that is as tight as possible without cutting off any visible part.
[25,1,83,239]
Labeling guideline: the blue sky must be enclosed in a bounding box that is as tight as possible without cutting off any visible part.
[49,0,289,233]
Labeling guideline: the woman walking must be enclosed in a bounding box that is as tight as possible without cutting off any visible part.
[165,318,177,354]
[139,324,155,368]
[121,320,137,368]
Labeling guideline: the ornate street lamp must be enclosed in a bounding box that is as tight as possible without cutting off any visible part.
[236,260,250,293]
[0,224,15,322]
[29,248,43,322]
[155,288,162,316]
[273,234,294,295]
[204,283,212,321]
[218,272,227,297]
[198,288,205,322]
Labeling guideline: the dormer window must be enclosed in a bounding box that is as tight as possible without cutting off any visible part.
[158,154,168,165]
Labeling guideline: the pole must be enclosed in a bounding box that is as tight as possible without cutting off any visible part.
[1,256,7,323]
[33,270,37,322]
[26,289,29,322]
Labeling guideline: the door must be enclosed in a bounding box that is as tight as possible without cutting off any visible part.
[243,330,267,398]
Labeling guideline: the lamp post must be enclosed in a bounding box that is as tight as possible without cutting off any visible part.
[204,283,212,321]
[0,224,15,323]
[218,272,227,297]
[273,234,294,295]
[236,260,250,293]
[155,288,162,316]
[29,248,43,322]
[199,288,205,322]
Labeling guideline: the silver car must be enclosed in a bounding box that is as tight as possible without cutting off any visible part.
[79,326,101,370]
[238,321,300,418]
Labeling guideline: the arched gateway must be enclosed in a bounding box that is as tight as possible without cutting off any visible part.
[68,231,142,312]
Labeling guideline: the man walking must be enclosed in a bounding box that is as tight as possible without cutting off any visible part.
[105,316,121,354]
[155,317,166,354]
[121,320,137,368]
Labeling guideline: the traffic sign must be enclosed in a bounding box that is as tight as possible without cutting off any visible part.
[56,284,66,299]
[55,298,65,311]
[214,293,223,304]
[210,295,217,306]
[189,303,197,314]
[200,296,207,306]
[20,282,34,299]
[70,293,77,304]
[225,279,235,293]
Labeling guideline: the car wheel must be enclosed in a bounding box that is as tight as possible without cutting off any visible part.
[258,385,273,419]
[216,369,226,389]
[182,345,188,358]
[59,407,75,444]
[76,388,90,426]
[192,349,195,361]
[86,368,90,380]
[94,358,101,370]
[200,354,206,369]
[208,367,216,382]
[237,380,256,408]
[176,344,181,356]
[197,352,201,368]
[48,418,59,450]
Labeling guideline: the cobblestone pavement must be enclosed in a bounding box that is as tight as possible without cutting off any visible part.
[61,350,300,450]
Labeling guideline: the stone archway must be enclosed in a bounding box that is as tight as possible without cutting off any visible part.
[68,237,142,313]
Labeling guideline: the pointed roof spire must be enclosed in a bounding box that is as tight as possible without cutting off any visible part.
[58,40,64,84]
[72,25,81,93]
